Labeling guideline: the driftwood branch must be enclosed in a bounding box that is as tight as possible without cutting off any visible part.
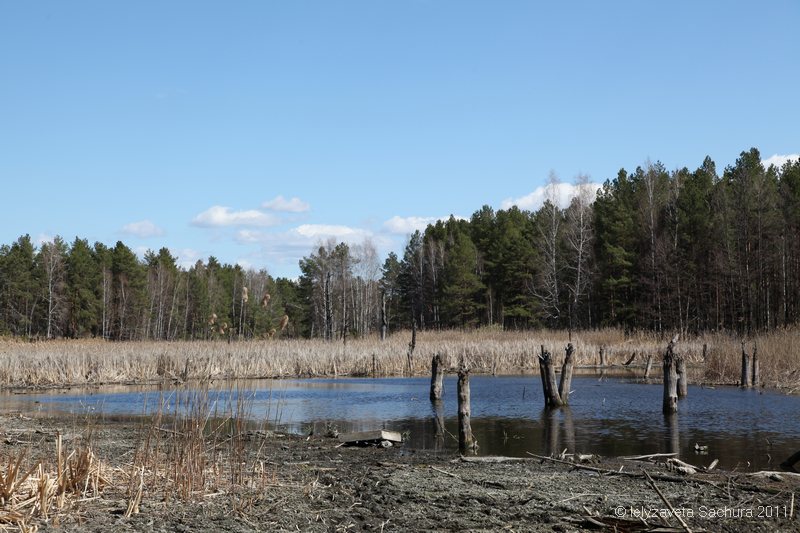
[643,470,693,533]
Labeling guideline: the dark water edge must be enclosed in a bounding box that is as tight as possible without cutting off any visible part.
[2,374,798,472]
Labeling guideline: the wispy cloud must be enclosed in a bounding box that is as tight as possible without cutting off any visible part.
[382,215,463,235]
[171,248,204,269]
[501,182,601,211]
[191,206,281,228]
[262,195,310,213]
[35,233,55,246]
[121,220,165,238]
[233,224,392,271]
[383,216,438,235]
[762,153,799,169]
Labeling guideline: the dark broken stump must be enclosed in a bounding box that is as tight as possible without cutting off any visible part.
[644,353,653,381]
[741,341,752,388]
[676,356,688,398]
[662,337,678,414]
[751,343,759,388]
[539,345,564,408]
[457,368,476,453]
[558,343,575,405]
[430,353,445,401]
[599,346,606,366]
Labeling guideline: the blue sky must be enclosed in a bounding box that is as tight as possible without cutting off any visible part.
[2,1,798,277]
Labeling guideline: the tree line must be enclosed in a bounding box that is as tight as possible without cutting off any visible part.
[1,148,799,340]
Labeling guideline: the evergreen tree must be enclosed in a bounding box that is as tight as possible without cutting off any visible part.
[66,237,102,337]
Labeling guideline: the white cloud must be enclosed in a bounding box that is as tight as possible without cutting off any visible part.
[35,233,55,246]
[233,224,393,272]
[383,216,438,235]
[262,195,310,213]
[121,220,165,238]
[382,215,465,235]
[501,182,602,211]
[133,246,150,259]
[762,153,799,169]
[295,224,367,239]
[171,248,204,269]
[191,206,281,228]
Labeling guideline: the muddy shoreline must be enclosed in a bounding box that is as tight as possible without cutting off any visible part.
[1,411,798,532]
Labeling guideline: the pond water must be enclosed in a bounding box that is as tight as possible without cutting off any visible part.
[4,375,799,471]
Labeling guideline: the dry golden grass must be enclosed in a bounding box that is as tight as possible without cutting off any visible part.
[0,386,273,531]
[0,328,797,391]
[0,435,107,529]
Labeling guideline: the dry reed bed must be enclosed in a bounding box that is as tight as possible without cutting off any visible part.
[0,329,797,391]
[0,385,282,531]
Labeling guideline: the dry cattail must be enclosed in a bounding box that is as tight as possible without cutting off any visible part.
[242,287,249,303]
[261,293,271,308]
[279,315,289,331]
[208,313,217,325]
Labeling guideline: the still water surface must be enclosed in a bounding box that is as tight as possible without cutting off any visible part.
[5,375,799,471]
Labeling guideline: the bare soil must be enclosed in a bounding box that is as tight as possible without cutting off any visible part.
[1,411,798,532]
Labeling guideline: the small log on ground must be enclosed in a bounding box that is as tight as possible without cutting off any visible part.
[539,346,563,408]
[741,340,752,388]
[430,352,445,401]
[663,336,679,414]
[676,356,688,398]
[457,367,476,453]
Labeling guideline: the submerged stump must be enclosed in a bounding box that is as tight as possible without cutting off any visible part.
[741,341,752,389]
[430,353,445,401]
[644,353,653,381]
[676,356,688,398]
[538,346,564,408]
[662,336,678,414]
[751,343,759,388]
[558,343,575,405]
[457,368,476,453]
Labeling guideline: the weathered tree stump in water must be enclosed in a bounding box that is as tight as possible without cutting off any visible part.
[741,341,752,388]
[558,343,575,405]
[538,345,564,408]
[430,353,444,401]
[644,353,653,381]
[405,319,417,375]
[676,356,688,398]
[662,336,679,414]
[599,346,606,366]
[457,367,476,453]
[751,343,759,387]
